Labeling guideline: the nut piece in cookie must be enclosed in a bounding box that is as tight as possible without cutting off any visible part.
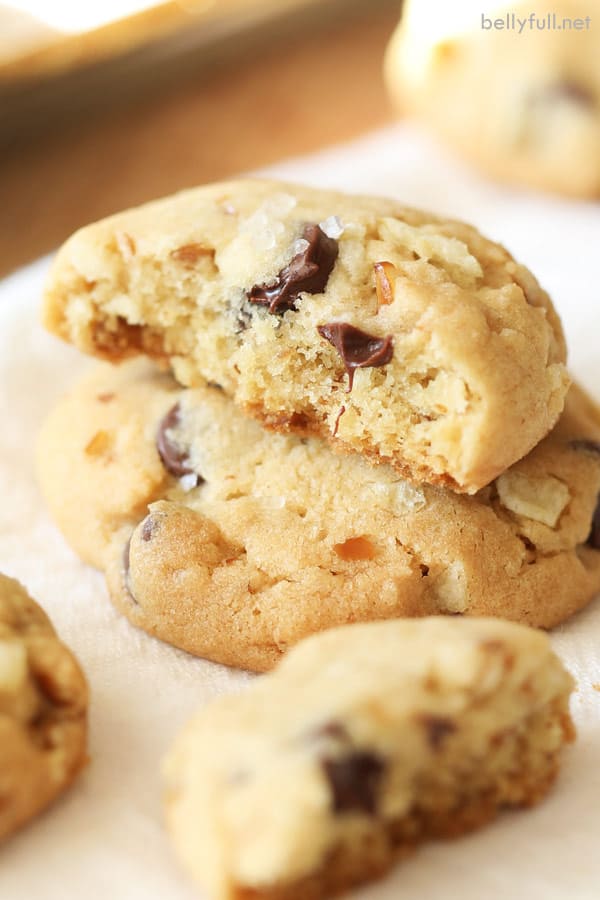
[43,178,568,493]
[0,574,88,841]
[163,617,575,900]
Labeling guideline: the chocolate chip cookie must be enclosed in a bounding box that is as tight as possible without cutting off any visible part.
[0,574,88,841]
[43,179,568,493]
[385,0,600,197]
[37,360,600,672]
[163,616,575,899]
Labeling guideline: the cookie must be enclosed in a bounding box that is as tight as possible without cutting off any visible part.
[37,360,600,672]
[163,616,575,900]
[0,574,88,841]
[42,179,568,494]
[385,0,600,198]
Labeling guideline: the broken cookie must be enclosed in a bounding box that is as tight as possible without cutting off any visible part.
[43,179,568,493]
[163,616,575,899]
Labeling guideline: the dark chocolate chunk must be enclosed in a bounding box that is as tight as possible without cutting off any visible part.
[156,404,203,483]
[587,494,600,550]
[418,715,457,751]
[571,439,600,457]
[248,224,338,314]
[317,323,394,391]
[322,751,385,814]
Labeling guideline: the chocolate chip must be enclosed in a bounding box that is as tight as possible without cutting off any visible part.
[534,80,596,108]
[418,715,456,751]
[571,439,600,457]
[419,564,430,577]
[156,404,203,482]
[322,751,385,814]
[248,224,338,314]
[141,516,156,542]
[587,494,600,550]
[317,323,394,391]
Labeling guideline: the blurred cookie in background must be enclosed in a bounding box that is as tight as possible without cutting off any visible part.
[385,0,600,198]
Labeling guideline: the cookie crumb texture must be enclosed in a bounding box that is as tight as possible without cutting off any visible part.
[43,179,568,493]
[385,0,600,198]
[163,617,575,900]
[37,361,600,672]
[0,575,88,841]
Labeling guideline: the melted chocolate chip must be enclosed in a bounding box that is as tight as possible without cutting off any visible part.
[156,404,203,481]
[418,715,457,751]
[248,224,338,314]
[317,323,394,391]
[322,751,385,814]
[332,405,346,437]
[571,439,600,457]
[587,494,600,550]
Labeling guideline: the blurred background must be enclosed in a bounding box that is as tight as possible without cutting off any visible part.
[0,0,400,277]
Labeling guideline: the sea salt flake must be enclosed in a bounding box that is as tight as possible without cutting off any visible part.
[179,473,200,492]
[292,238,310,256]
[319,215,344,239]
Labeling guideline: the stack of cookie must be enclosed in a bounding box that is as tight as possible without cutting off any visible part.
[0,177,593,894]
[37,179,600,671]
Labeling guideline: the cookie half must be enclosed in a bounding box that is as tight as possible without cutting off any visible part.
[0,575,88,841]
[163,616,575,900]
[37,360,600,672]
[43,179,568,493]
[385,0,600,198]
